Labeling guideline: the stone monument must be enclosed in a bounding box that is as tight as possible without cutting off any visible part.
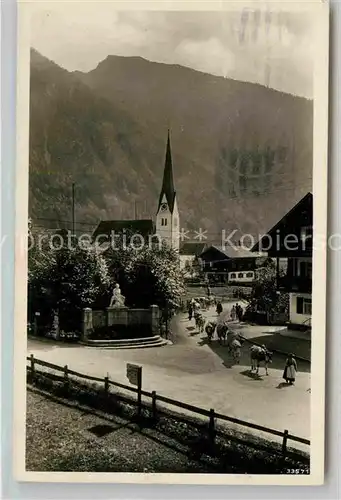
[109,283,126,308]
[107,283,127,326]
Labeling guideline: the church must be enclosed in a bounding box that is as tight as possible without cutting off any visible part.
[92,131,180,251]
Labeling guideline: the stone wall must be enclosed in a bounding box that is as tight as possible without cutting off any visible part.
[92,310,106,328]
[82,305,160,340]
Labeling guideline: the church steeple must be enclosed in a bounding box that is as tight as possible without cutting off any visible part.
[155,130,180,252]
[158,130,176,213]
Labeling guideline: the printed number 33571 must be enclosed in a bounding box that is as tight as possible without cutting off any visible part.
[286,469,310,474]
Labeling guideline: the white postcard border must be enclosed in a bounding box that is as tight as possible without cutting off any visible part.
[13,0,329,486]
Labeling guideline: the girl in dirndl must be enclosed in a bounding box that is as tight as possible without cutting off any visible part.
[283,353,297,385]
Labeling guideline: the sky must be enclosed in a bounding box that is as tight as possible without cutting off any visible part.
[30,3,315,98]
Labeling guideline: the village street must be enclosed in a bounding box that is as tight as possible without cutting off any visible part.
[27,301,311,448]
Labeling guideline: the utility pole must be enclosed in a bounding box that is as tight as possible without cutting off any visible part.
[72,183,75,236]
[134,200,138,220]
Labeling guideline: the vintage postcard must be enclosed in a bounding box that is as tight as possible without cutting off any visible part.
[14,0,329,485]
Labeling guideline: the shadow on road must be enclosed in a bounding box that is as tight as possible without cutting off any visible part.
[276,382,293,389]
[239,369,265,381]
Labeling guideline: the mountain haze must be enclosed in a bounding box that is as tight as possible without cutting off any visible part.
[29,49,313,241]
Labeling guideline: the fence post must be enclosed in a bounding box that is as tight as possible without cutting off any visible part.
[208,408,216,445]
[63,365,69,392]
[151,391,157,420]
[30,354,35,380]
[282,429,289,457]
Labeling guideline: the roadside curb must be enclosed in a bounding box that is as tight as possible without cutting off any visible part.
[240,336,311,364]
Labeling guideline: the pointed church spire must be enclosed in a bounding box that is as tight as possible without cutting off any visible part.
[158,130,176,213]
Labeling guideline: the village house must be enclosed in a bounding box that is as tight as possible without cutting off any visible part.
[179,242,207,276]
[252,192,312,327]
[199,244,267,285]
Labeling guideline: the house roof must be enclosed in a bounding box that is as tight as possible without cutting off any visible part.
[92,219,155,241]
[179,242,207,256]
[251,192,312,252]
[199,245,257,260]
[157,130,176,213]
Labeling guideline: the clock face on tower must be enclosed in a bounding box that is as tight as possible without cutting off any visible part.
[160,203,168,212]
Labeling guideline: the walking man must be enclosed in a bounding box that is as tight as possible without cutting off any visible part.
[188,302,193,321]
[216,301,223,315]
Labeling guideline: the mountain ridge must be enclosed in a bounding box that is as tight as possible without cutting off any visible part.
[29,49,313,241]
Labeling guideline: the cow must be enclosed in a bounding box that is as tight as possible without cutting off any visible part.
[229,338,242,363]
[196,296,210,310]
[250,345,273,375]
[225,331,244,363]
[216,322,229,344]
[205,321,217,343]
[195,312,206,333]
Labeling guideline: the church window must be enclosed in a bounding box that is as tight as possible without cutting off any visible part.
[161,218,168,227]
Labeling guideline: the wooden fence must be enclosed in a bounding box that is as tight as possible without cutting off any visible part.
[27,354,310,459]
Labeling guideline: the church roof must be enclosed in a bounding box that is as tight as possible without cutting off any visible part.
[179,242,208,256]
[92,219,155,241]
[157,130,176,213]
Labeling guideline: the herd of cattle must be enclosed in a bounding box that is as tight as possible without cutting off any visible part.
[189,297,273,375]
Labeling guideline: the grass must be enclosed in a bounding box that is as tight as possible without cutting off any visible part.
[26,369,310,474]
[26,389,217,473]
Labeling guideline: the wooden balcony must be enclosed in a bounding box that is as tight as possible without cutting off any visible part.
[277,275,312,293]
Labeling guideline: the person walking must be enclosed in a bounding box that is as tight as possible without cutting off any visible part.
[230,305,236,321]
[238,305,244,322]
[235,303,241,321]
[283,353,297,385]
[216,301,223,315]
[188,302,193,321]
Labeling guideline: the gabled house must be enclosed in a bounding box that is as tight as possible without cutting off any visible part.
[199,244,265,284]
[179,242,207,275]
[252,192,312,326]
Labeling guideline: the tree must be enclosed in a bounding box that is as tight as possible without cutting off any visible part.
[28,226,111,333]
[192,255,205,279]
[184,259,192,277]
[105,241,185,310]
[246,259,289,323]
[28,222,55,328]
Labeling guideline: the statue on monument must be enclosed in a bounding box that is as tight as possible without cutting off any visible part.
[109,283,126,308]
